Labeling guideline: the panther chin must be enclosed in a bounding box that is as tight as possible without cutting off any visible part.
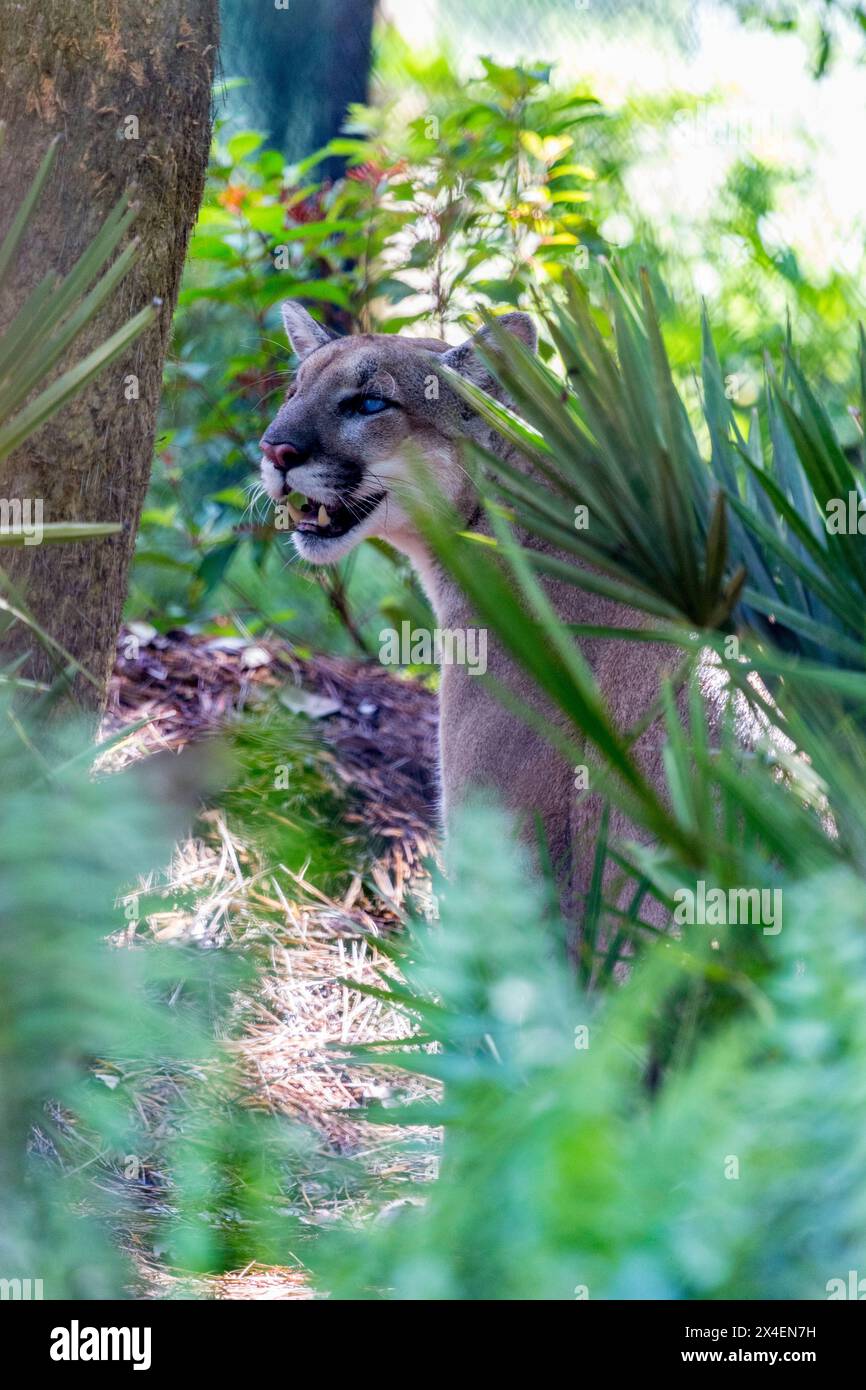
[279,487,387,563]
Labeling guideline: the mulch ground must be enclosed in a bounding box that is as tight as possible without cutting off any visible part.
[103,624,440,881]
[95,625,443,1299]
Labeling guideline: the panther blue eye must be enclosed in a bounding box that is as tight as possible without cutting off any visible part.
[354,395,390,416]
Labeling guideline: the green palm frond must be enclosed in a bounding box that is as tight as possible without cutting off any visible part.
[438,269,865,681]
[407,266,866,913]
[0,132,155,672]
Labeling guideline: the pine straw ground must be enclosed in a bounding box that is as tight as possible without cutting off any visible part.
[96,625,443,1299]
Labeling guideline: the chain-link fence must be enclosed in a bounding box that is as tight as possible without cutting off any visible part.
[407,0,701,62]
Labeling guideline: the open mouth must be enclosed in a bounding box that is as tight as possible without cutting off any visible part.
[281,489,385,541]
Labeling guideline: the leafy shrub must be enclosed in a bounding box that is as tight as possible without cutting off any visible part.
[133,57,609,649]
[0,718,238,1296]
[313,805,866,1301]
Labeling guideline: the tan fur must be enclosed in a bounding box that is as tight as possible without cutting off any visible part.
[260,303,677,927]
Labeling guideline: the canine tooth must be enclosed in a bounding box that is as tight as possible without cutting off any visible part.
[318,505,331,527]
[285,498,304,524]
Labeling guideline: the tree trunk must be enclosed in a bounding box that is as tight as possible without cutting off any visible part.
[220,0,376,179]
[0,0,218,711]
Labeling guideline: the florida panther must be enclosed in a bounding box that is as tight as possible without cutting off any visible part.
[260,302,676,921]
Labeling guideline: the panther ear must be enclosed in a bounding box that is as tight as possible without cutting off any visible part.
[439,313,537,389]
[281,302,337,361]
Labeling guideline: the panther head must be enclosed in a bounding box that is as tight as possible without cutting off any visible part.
[259,302,537,565]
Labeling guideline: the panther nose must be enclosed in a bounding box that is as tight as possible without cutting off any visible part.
[260,440,304,472]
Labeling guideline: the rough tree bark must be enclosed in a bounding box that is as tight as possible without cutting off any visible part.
[0,0,218,711]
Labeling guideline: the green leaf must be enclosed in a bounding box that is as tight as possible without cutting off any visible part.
[0,304,155,462]
[0,522,121,547]
[227,130,266,163]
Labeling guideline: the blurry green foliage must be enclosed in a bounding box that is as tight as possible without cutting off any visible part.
[0,713,248,1296]
[312,804,866,1300]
